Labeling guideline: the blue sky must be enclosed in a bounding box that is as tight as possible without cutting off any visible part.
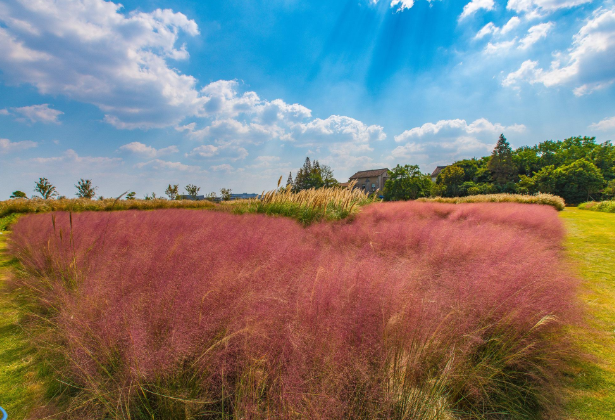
[1,0,614,198]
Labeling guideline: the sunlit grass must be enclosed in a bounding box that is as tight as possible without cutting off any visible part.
[419,193,566,211]
[561,208,615,419]
[0,230,45,419]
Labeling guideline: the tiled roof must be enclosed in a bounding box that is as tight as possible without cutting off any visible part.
[431,166,448,177]
[349,168,389,179]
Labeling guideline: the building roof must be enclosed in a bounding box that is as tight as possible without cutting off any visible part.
[349,168,389,179]
[431,166,448,178]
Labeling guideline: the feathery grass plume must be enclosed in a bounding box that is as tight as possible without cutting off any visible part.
[418,193,566,211]
[0,197,217,218]
[220,180,377,225]
[578,200,615,213]
[8,202,580,419]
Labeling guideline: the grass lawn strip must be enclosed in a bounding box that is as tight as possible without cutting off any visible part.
[562,208,615,419]
[0,231,45,419]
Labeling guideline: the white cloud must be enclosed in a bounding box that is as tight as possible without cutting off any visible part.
[503,7,615,95]
[395,118,525,142]
[0,0,202,129]
[118,142,178,158]
[291,115,386,146]
[185,144,248,161]
[475,17,521,40]
[460,0,495,21]
[507,0,592,17]
[518,22,554,50]
[211,163,233,172]
[0,109,10,116]
[589,116,615,131]
[11,104,63,124]
[31,149,121,166]
[136,159,202,172]
[390,0,415,12]
[0,137,37,153]
[502,16,522,34]
[485,39,518,54]
[392,118,525,169]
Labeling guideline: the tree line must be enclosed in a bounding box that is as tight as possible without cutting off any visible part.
[10,179,234,201]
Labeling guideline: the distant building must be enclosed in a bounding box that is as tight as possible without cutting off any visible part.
[349,168,390,192]
[177,194,206,201]
[339,182,350,188]
[431,166,448,183]
[229,193,259,200]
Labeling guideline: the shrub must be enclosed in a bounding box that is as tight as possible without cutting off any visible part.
[9,202,579,419]
[419,193,566,211]
[578,201,615,213]
[0,197,216,218]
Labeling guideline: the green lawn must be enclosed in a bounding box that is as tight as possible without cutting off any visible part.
[561,208,615,419]
[0,232,44,419]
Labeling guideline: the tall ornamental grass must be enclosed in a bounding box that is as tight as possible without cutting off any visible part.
[578,200,615,213]
[418,193,566,211]
[0,197,216,218]
[9,202,579,419]
[221,181,376,224]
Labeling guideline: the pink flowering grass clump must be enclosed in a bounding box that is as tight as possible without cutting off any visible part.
[8,203,579,419]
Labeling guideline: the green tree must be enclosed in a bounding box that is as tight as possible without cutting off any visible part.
[488,134,517,185]
[437,165,465,197]
[602,179,615,200]
[383,165,432,201]
[34,177,58,199]
[555,159,605,204]
[10,190,27,199]
[220,188,232,201]
[126,191,136,200]
[75,179,97,199]
[286,172,294,189]
[165,184,179,200]
[185,184,200,199]
[292,157,337,191]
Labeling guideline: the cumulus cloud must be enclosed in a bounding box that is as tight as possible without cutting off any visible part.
[0,104,63,124]
[589,116,615,131]
[119,142,178,158]
[0,0,202,129]
[518,22,554,49]
[503,7,615,95]
[460,0,495,21]
[392,118,526,168]
[485,39,518,54]
[0,137,37,153]
[507,0,592,17]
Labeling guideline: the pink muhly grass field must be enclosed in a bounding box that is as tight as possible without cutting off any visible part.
[9,202,579,419]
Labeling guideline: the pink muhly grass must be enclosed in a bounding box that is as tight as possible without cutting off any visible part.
[8,203,579,419]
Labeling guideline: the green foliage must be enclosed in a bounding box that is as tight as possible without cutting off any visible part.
[437,165,465,197]
[579,200,615,213]
[10,191,27,199]
[75,178,97,199]
[383,164,432,201]
[220,188,232,201]
[165,184,179,200]
[602,179,615,200]
[185,184,200,198]
[555,159,604,204]
[34,177,58,199]
[125,192,136,200]
[292,157,338,191]
[488,134,517,185]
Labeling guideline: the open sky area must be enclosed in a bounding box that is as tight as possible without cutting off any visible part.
[1,0,614,198]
